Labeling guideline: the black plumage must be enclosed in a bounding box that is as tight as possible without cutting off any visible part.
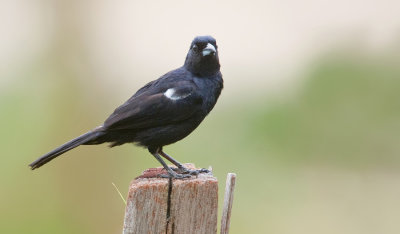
[29,35,223,178]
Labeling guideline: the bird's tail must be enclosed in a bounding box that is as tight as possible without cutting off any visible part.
[29,127,104,170]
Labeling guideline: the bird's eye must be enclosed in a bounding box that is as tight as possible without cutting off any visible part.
[192,45,198,51]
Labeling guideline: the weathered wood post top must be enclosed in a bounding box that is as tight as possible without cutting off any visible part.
[123,164,219,234]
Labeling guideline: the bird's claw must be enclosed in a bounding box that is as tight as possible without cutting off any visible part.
[198,168,210,173]
[172,167,210,175]
[159,170,192,179]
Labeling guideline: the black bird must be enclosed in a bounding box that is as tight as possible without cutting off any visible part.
[29,35,223,178]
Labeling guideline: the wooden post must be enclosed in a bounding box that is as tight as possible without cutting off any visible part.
[220,173,237,234]
[123,164,218,234]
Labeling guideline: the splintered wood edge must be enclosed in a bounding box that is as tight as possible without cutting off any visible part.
[135,163,207,179]
[220,173,237,234]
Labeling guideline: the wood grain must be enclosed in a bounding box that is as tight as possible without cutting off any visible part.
[220,173,237,234]
[123,177,169,234]
[123,164,218,234]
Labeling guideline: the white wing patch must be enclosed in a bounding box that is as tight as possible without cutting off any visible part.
[164,88,191,100]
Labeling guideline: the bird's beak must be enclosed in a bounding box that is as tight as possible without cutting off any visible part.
[202,43,216,56]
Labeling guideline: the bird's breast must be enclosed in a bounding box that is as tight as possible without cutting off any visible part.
[193,75,223,114]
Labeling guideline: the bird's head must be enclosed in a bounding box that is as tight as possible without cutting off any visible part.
[184,36,220,77]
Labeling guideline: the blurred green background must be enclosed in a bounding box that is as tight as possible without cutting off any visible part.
[1,1,400,233]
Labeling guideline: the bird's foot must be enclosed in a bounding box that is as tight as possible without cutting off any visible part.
[159,170,192,179]
[172,166,210,175]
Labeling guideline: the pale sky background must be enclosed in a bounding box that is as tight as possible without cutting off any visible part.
[1,0,399,98]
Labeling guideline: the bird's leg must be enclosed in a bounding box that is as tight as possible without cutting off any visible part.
[159,150,209,175]
[158,150,185,170]
[151,151,191,179]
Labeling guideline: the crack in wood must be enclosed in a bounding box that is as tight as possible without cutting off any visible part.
[165,177,173,234]
[123,164,220,234]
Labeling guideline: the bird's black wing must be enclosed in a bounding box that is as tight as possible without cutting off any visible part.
[103,80,202,130]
